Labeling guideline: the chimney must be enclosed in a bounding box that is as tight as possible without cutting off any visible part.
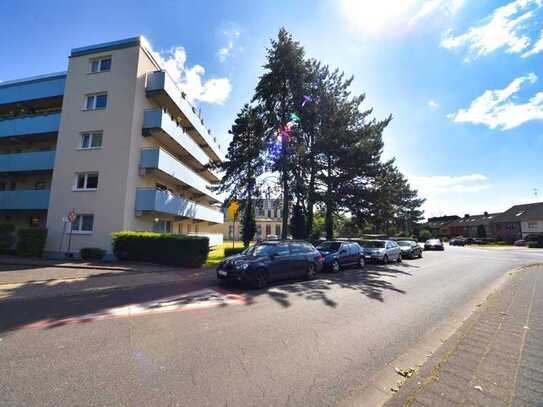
[464,214,470,218]
[484,211,489,217]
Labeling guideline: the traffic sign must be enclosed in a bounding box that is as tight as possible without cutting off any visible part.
[67,209,77,223]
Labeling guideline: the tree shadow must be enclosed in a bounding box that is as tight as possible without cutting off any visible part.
[0,263,410,335]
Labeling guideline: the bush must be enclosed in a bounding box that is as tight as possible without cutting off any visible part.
[0,224,16,254]
[419,229,432,242]
[80,247,106,260]
[224,247,245,257]
[16,228,47,257]
[112,232,209,267]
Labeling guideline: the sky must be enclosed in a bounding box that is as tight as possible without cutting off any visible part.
[1,0,542,219]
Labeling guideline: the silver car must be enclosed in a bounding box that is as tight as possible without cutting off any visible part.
[363,240,402,263]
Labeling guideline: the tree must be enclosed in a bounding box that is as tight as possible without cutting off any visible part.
[289,204,306,239]
[241,203,256,247]
[211,104,265,245]
[476,224,487,238]
[253,28,308,239]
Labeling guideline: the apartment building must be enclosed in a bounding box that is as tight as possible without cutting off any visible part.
[223,198,285,241]
[0,37,224,257]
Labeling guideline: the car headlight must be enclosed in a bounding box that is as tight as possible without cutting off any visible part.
[237,263,249,270]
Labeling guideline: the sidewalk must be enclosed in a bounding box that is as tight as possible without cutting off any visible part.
[385,264,543,407]
[0,256,216,302]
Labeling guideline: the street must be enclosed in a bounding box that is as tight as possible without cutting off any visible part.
[1,246,543,406]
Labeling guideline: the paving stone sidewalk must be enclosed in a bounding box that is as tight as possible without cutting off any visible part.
[385,265,543,407]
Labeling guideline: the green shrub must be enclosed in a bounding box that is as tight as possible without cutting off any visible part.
[111,232,209,267]
[0,224,16,254]
[16,228,47,257]
[224,247,245,257]
[80,247,106,260]
[419,229,432,242]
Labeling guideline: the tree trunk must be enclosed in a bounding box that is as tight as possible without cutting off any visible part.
[281,139,289,239]
[325,155,333,240]
[306,146,316,238]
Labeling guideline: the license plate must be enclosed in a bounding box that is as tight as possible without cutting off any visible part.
[218,269,227,276]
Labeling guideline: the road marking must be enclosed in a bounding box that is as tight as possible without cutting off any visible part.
[17,288,247,330]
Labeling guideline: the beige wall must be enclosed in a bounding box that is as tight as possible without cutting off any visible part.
[46,46,141,255]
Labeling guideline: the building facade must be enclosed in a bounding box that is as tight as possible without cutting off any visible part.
[447,212,500,239]
[0,37,224,257]
[491,202,543,242]
[423,215,460,238]
[224,198,285,241]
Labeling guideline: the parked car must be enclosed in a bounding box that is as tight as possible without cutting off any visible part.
[397,240,423,259]
[266,234,279,240]
[216,241,324,288]
[449,237,466,246]
[316,241,364,272]
[514,239,528,247]
[362,240,402,263]
[424,239,445,251]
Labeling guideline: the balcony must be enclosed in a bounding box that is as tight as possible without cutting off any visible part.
[135,188,223,224]
[0,151,55,173]
[0,72,65,106]
[0,113,60,139]
[145,71,224,163]
[0,190,50,210]
[140,148,221,203]
[143,109,218,182]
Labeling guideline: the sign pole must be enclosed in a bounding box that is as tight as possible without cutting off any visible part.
[66,209,77,258]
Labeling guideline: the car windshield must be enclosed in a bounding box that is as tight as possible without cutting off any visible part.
[427,239,441,244]
[398,241,415,247]
[365,241,385,248]
[317,242,341,251]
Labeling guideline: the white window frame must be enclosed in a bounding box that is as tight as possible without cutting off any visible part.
[73,172,99,191]
[88,57,112,73]
[71,214,94,234]
[79,131,103,150]
[84,93,108,110]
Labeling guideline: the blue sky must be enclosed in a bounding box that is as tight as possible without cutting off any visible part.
[1,0,542,218]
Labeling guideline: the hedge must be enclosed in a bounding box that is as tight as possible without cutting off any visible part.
[80,247,106,260]
[224,247,245,257]
[112,232,209,267]
[0,224,16,254]
[16,228,47,257]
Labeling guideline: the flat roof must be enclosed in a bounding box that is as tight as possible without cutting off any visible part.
[0,71,66,88]
[70,36,143,57]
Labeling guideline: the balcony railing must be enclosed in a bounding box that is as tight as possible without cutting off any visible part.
[139,148,221,203]
[145,71,224,163]
[0,151,55,172]
[135,188,223,224]
[143,108,218,182]
[0,190,50,210]
[0,113,61,139]
[0,72,65,106]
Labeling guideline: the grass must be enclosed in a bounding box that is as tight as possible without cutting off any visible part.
[205,241,246,266]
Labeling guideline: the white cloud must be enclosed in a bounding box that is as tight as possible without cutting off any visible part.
[339,0,465,36]
[447,73,543,130]
[428,100,440,109]
[217,28,240,63]
[147,43,231,104]
[410,174,492,196]
[522,29,543,57]
[441,0,543,61]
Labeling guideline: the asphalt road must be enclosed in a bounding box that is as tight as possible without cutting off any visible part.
[1,246,542,407]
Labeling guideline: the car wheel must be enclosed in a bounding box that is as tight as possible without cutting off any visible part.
[397,253,402,262]
[331,260,341,273]
[253,268,269,288]
[306,263,317,280]
[382,255,389,264]
[419,250,423,258]
[358,257,365,269]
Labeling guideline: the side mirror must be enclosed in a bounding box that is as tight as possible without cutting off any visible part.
[340,249,347,254]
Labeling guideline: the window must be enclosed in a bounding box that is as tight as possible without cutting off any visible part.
[89,57,112,73]
[74,172,99,190]
[85,93,107,110]
[71,214,94,233]
[34,181,47,190]
[265,224,271,236]
[528,222,538,229]
[80,131,103,149]
[275,225,281,236]
[274,244,290,256]
[153,220,171,233]
[0,182,5,191]
[268,209,272,218]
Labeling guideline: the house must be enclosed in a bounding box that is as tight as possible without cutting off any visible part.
[448,212,500,239]
[423,215,460,238]
[0,37,225,257]
[491,202,543,242]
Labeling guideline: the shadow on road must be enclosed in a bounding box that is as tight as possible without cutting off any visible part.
[0,263,410,334]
